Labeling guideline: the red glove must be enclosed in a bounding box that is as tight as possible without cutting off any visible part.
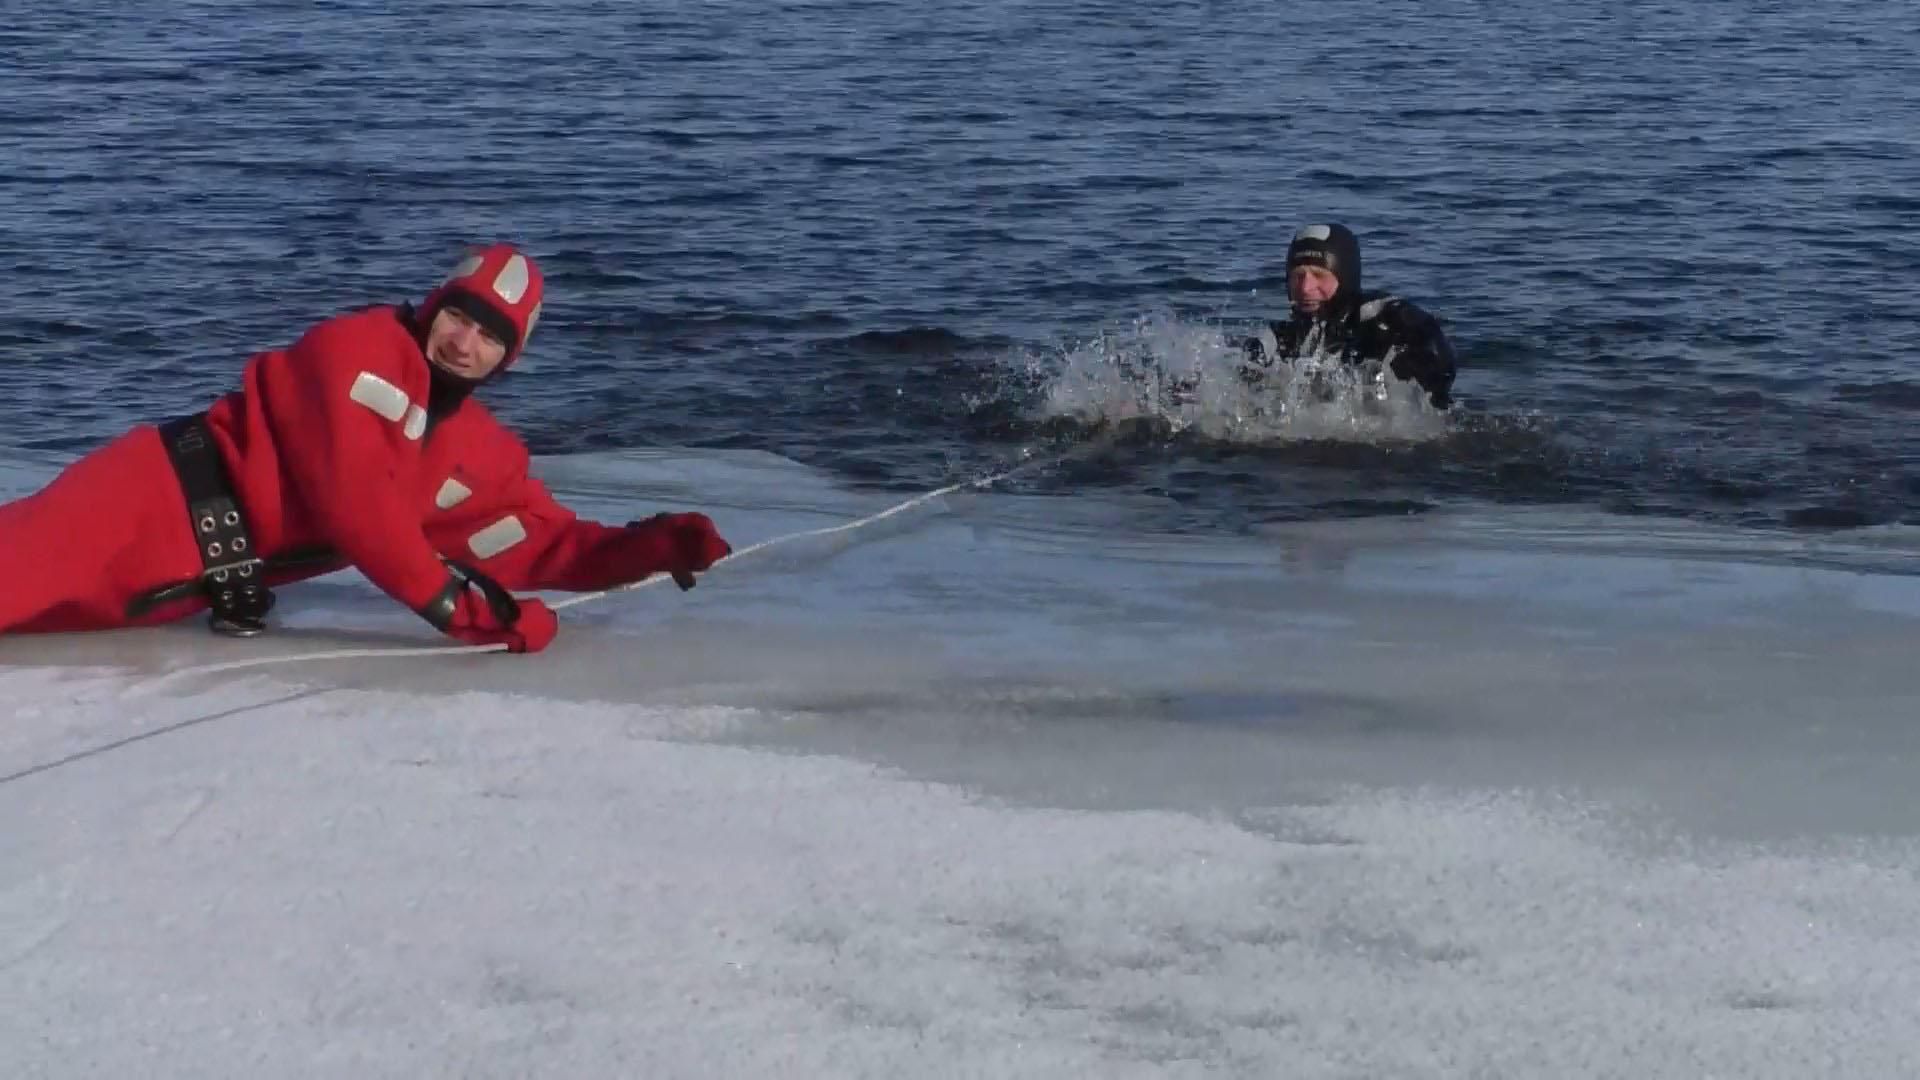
[621,512,733,589]
[444,592,557,653]
[418,563,559,654]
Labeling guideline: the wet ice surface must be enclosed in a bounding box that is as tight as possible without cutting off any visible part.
[5,451,1919,1077]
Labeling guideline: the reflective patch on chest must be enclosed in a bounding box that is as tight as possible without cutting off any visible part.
[348,371,411,423]
[403,405,428,441]
[467,515,528,559]
[435,477,473,510]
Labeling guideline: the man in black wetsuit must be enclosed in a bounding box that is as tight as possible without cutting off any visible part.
[1243,223,1458,409]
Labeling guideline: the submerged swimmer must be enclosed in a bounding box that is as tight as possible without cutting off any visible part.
[1243,223,1457,409]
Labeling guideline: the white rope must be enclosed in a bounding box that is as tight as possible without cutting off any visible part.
[159,453,1050,680]
[550,457,1037,611]
[163,641,508,678]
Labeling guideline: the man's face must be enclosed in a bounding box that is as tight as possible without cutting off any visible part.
[1288,265,1341,314]
[425,305,510,381]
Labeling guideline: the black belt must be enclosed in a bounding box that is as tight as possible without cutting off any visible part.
[141,414,276,636]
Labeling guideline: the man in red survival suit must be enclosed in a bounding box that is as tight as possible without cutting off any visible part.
[0,243,731,654]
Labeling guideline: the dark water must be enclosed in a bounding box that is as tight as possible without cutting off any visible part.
[5,1,1920,530]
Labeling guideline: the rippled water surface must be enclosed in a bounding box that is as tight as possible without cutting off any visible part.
[5,0,1919,529]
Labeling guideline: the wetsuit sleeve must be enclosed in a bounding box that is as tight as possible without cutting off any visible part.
[1376,300,1457,408]
[1238,323,1283,387]
[255,319,455,613]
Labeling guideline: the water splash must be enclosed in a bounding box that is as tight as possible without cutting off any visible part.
[1015,312,1451,445]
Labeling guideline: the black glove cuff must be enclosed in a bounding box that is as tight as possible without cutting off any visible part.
[417,576,463,630]
[417,561,521,630]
